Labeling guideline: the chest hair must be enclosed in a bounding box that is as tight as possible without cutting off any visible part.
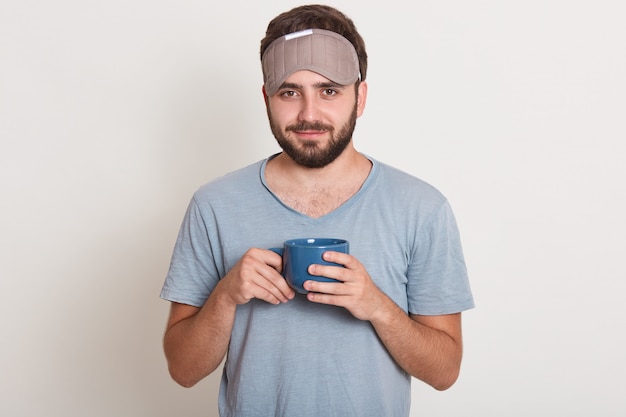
[276,182,362,218]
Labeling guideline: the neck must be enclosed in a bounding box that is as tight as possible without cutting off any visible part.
[264,147,372,218]
[269,145,369,185]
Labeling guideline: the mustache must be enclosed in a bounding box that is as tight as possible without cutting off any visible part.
[286,121,334,132]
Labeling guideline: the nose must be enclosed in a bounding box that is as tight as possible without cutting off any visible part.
[298,94,321,122]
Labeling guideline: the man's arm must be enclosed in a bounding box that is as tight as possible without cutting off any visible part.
[163,248,295,387]
[370,303,463,391]
[305,251,464,390]
[163,289,235,388]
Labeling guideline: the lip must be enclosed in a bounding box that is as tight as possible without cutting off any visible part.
[293,129,327,139]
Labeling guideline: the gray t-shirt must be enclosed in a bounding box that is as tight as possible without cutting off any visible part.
[161,156,474,417]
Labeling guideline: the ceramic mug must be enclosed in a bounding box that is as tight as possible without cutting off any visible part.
[270,238,349,294]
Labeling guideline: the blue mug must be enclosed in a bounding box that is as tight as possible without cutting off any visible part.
[270,238,349,294]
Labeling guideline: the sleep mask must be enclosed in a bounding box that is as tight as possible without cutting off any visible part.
[262,28,360,96]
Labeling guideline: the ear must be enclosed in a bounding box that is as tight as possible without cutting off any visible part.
[262,85,269,106]
[356,81,368,117]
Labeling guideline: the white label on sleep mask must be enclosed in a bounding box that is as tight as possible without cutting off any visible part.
[284,29,314,41]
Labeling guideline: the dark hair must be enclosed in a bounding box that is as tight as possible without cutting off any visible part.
[260,4,368,81]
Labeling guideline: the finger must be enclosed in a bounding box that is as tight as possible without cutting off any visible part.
[253,285,286,305]
[256,263,295,302]
[242,248,293,302]
[303,279,348,295]
[321,250,357,269]
[246,247,283,272]
[262,248,284,272]
[244,276,288,305]
[308,263,348,282]
[233,268,280,305]
[306,290,343,306]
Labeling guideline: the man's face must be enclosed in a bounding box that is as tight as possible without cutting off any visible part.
[265,70,366,169]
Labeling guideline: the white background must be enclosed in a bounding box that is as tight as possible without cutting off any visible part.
[1,0,624,415]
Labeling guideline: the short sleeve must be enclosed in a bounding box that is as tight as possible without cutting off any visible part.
[160,196,222,307]
[406,200,474,315]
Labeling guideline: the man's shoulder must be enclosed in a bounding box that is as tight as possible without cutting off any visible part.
[373,159,446,201]
[194,159,266,196]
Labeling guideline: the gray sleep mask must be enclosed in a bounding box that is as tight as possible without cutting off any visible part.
[262,28,360,96]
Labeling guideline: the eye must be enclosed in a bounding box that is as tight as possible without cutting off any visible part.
[280,90,298,98]
[322,88,338,96]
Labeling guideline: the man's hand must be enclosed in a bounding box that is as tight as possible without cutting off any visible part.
[304,250,464,390]
[164,248,294,388]
[218,248,295,305]
[304,250,386,321]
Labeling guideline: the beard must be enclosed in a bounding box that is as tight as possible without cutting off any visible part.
[268,104,358,169]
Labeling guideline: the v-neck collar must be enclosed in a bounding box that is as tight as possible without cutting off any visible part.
[259,153,379,221]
